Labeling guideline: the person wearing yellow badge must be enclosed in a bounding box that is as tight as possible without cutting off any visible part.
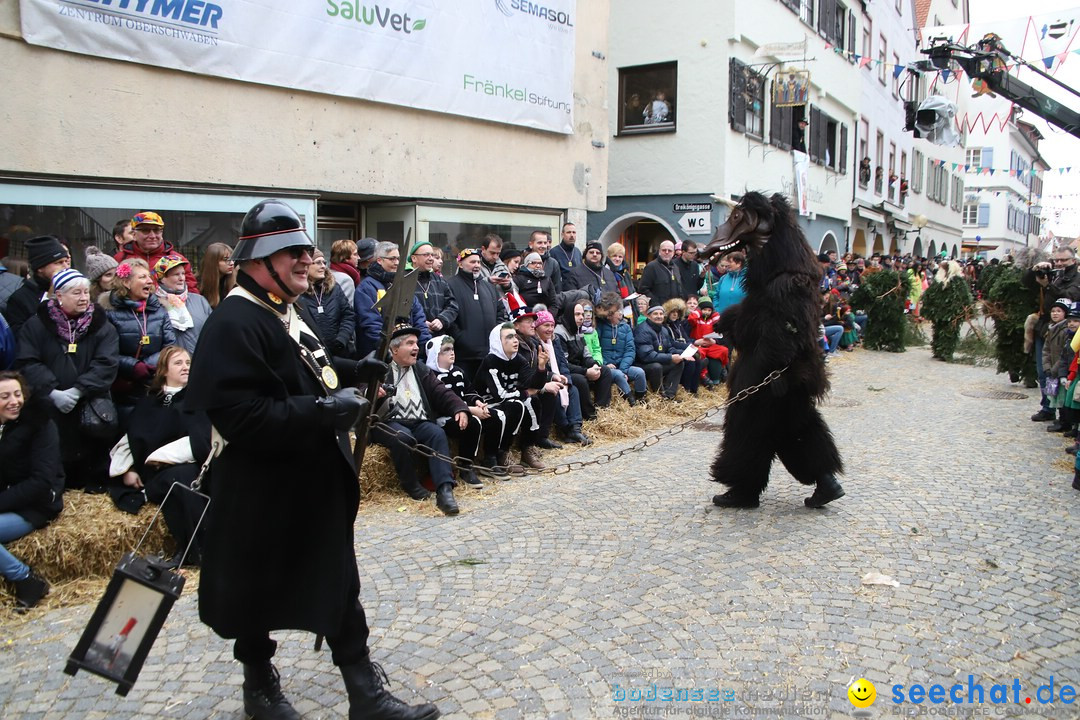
[185,200,437,720]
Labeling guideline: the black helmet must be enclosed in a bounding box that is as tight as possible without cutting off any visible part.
[356,237,377,264]
[233,200,313,263]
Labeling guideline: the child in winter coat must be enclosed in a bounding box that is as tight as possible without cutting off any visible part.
[1043,298,1074,432]
[425,335,521,481]
[687,297,729,385]
[838,305,859,351]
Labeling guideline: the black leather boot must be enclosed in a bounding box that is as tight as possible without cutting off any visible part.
[13,569,48,613]
[805,475,845,508]
[341,656,440,720]
[242,662,300,720]
[435,484,459,515]
[457,460,483,488]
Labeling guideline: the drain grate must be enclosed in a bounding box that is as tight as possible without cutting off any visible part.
[959,390,1029,400]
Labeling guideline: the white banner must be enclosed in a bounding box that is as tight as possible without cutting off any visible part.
[19,0,576,134]
[792,150,810,216]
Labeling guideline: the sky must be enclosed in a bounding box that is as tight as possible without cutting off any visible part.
[967,0,1080,237]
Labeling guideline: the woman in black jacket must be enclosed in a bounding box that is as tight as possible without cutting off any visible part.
[16,269,119,491]
[104,259,176,418]
[0,371,63,611]
[109,346,211,566]
[555,301,613,410]
[296,249,356,358]
[514,253,557,311]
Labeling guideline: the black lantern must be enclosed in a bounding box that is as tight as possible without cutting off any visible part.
[63,474,212,697]
[64,552,185,696]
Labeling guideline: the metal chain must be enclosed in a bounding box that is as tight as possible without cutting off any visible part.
[368,366,788,478]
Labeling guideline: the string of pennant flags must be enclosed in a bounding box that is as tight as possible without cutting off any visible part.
[942,163,1078,176]
[820,43,1080,78]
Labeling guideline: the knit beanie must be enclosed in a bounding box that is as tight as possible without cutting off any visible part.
[26,235,70,272]
[524,252,543,266]
[84,246,119,283]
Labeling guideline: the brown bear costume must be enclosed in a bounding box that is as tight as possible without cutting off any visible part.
[702,192,845,509]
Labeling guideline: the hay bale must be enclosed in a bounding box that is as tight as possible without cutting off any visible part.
[5,493,174,584]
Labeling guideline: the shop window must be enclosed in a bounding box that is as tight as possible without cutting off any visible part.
[618,62,677,135]
[0,203,247,276]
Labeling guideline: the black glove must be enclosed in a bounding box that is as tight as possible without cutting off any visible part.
[316,388,368,431]
[354,352,389,383]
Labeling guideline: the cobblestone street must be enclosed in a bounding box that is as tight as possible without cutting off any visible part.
[2,346,1077,719]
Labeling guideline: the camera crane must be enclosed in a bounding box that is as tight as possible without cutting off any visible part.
[912,33,1080,140]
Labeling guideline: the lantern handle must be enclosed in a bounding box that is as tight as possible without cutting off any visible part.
[133,442,217,566]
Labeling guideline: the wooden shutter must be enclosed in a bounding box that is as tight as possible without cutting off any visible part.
[808,106,823,164]
[729,59,747,132]
[769,80,784,146]
[977,204,990,227]
[839,124,849,174]
[981,147,994,170]
[847,11,856,54]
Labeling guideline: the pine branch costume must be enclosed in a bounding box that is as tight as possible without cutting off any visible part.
[850,270,910,352]
[921,270,974,361]
[985,265,1037,385]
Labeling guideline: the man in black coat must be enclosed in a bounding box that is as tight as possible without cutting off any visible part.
[447,248,508,382]
[371,323,470,513]
[565,241,619,301]
[409,240,459,340]
[636,239,684,307]
[184,200,438,720]
[673,239,703,298]
[1025,247,1080,421]
[5,235,71,339]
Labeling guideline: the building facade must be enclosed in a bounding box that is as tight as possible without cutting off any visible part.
[590,0,863,279]
[0,2,610,271]
[962,119,1047,260]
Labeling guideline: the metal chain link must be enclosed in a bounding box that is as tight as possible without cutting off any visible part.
[368,366,788,478]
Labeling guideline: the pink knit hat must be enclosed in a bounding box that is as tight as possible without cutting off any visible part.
[533,310,556,327]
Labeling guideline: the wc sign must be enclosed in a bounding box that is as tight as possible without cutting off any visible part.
[677,211,711,236]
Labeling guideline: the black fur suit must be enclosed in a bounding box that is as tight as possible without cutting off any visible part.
[704,193,844,508]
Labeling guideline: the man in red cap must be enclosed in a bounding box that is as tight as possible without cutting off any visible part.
[114,212,199,294]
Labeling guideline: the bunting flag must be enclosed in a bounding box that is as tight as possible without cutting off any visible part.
[918,10,1080,135]
[893,64,905,79]
[961,165,1080,176]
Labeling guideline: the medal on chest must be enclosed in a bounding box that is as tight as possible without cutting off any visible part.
[68,343,78,354]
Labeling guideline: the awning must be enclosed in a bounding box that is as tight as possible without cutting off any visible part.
[961,241,1000,251]
[892,219,914,232]
[855,206,886,224]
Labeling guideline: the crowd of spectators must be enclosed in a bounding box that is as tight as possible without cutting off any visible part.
[2,210,1036,611]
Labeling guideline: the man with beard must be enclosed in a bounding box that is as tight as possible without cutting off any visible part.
[637,239,684,307]
[565,241,618,300]
[550,223,583,291]
[447,248,508,381]
[527,230,562,292]
[477,233,513,292]
[673,239,703,298]
[354,241,431,359]
[409,240,459,341]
